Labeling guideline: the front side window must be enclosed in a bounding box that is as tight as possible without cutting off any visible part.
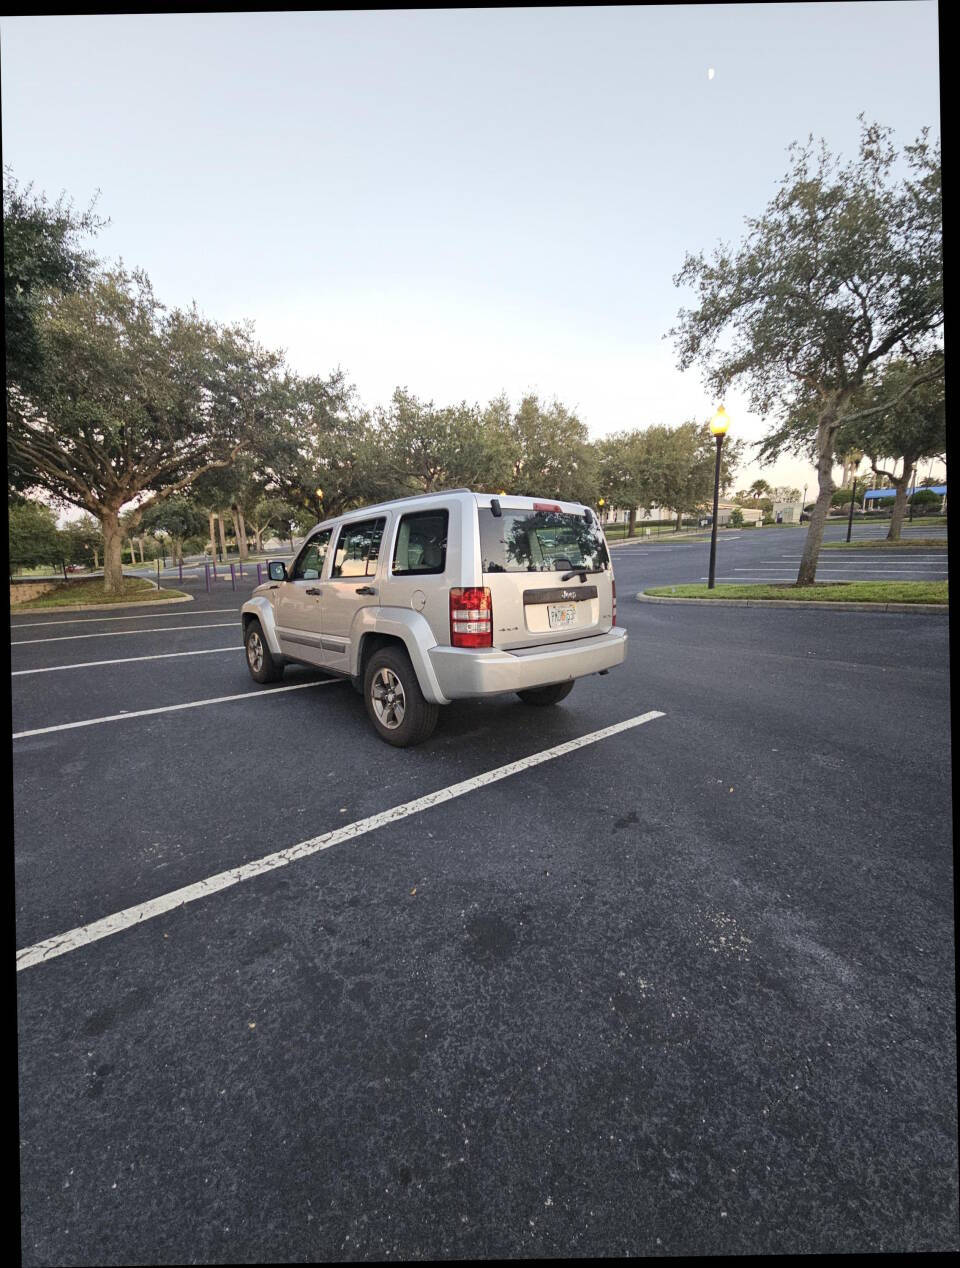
[478,508,609,574]
[331,517,386,578]
[392,509,449,576]
[291,529,332,580]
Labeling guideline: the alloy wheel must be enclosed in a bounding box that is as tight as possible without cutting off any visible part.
[371,666,406,729]
[247,631,264,673]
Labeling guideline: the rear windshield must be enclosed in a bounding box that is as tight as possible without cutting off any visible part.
[479,508,610,574]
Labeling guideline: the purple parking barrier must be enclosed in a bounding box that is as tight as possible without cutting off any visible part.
[257,563,263,585]
[212,560,217,581]
[204,563,211,593]
[230,563,236,591]
[178,559,183,583]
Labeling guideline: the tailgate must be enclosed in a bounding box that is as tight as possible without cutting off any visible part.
[477,503,614,651]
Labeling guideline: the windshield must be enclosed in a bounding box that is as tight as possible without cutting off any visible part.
[479,508,609,574]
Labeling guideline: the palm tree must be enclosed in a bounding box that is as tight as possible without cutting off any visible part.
[749,479,771,500]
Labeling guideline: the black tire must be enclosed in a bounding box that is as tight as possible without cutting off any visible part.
[516,681,575,706]
[364,645,439,747]
[245,619,284,683]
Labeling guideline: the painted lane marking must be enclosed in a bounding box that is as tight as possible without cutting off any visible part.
[777,555,946,561]
[10,609,239,629]
[13,679,336,739]
[16,710,666,971]
[12,623,237,645]
[12,646,243,676]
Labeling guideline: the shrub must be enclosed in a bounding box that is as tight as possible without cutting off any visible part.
[729,508,744,527]
[909,489,941,508]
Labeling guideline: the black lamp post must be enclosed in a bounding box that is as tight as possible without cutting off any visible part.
[707,407,730,589]
[846,450,863,543]
[846,477,858,542]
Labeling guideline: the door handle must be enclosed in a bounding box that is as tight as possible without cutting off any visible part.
[305,587,322,596]
[355,585,377,595]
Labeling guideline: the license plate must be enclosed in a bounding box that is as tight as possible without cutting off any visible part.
[547,603,577,629]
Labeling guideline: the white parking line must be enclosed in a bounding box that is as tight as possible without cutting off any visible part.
[779,554,946,560]
[15,709,666,971]
[12,622,237,645]
[12,646,243,676]
[13,679,336,739]
[10,609,239,629]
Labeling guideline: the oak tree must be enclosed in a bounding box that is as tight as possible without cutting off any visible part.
[670,119,942,583]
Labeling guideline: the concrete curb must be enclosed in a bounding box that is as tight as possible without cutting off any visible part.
[636,592,948,614]
[10,592,195,615]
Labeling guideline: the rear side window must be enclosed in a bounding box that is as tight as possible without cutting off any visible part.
[479,508,609,573]
[392,510,449,576]
[331,517,386,578]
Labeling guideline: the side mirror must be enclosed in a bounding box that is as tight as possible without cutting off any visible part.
[268,561,287,581]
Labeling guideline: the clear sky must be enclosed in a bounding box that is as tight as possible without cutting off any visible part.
[1,3,942,499]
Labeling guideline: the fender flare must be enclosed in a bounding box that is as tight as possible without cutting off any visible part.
[241,595,282,657]
[352,607,450,705]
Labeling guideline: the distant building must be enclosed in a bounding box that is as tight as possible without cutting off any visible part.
[772,500,803,524]
[717,502,763,526]
[599,501,766,527]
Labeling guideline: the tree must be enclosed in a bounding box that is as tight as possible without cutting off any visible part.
[8,499,61,573]
[372,388,517,497]
[670,118,942,584]
[7,267,285,594]
[247,495,300,553]
[59,514,103,568]
[256,371,393,523]
[510,394,597,503]
[836,356,945,540]
[595,429,652,536]
[139,495,209,563]
[3,170,106,403]
[643,421,743,529]
[771,485,802,502]
[830,487,861,508]
[749,479,771,499]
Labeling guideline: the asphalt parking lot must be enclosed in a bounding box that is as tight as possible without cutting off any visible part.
[14,523,956,1261]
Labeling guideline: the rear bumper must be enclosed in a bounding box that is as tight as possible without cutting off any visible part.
[428,627,628,699]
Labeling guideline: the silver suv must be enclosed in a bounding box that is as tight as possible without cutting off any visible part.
[241,489,627,746]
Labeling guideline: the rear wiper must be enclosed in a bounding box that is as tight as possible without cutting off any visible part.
[561,568,590,581]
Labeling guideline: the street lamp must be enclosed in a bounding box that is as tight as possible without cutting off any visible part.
[846,449,863,543]
[707,406,730,589]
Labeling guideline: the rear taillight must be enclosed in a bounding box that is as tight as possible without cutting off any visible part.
[450,587,493,647]
[612,578,617,626]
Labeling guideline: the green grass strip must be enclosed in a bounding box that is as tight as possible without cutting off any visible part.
[11,576,189,609]
[645,581,947,604]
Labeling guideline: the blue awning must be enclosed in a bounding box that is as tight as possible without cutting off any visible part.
[863,484,946,501]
